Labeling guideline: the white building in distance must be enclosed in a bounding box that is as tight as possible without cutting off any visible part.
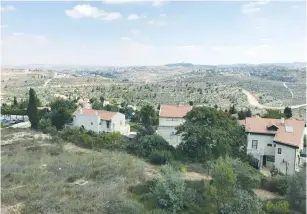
[156,105,192,147]
[72,107,130,135]
[240,117,305,175]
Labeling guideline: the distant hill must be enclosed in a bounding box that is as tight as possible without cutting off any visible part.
[164,63,194,68]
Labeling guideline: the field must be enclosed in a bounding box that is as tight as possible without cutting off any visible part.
[1,128,146,214]
[1,66,306,119]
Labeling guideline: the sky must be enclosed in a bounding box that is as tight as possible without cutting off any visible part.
[1,1,306,66]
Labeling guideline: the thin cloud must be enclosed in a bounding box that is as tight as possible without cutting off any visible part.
[12,32,25,36]
[1,5,16,12]
[127,14,140,20]
[65,4,121,21]
[241,1,269,15]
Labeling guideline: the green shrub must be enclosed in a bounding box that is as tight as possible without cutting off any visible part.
[151,166,196,212]
[261,176,288,195]
[106,200,145,214]
[150,150,174,165]
[264,201,290,214]
[179,167,187,173]
[270,166,279,177]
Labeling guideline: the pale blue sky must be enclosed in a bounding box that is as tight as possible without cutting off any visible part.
[1,1,306,66]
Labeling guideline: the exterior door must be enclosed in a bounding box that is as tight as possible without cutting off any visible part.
[262,155,266,166]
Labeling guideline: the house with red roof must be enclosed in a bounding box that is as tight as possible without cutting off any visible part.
[240,117,306,175]
[156,105,192,147]
[72,107,130,135]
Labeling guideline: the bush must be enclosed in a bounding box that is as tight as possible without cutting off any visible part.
[150,150,174,165]
[231,158,261,190]
[151,166,196,212]
[264,201,290,214]
[270,166,279,177]
[261,176,288,195]
[106,200,145,214]
[126,134,174,158]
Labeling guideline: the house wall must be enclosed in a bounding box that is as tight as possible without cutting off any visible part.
[156,126,182,147]
[73,112,129,135]
[110,113,127,135]
[247,133,275,156]
[73,114,100,132]
[158,117,186,147]
[274,143,296,175]
[159,117,185,127]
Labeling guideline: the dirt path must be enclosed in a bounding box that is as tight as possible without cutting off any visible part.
[43,72,57,87]
[252,189,284,201]
[242,89,307,110]
[283,82,294,99]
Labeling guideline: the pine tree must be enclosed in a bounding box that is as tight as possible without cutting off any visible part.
[283,107,292,119]
[27,88,39,128]
[13,96,18,106]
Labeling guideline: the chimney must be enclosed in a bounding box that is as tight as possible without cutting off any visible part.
[280,117,285,125]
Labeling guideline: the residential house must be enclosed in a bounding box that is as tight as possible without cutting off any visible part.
[156,105,192,147]
[72,107,130,135]
[240,117,305,175]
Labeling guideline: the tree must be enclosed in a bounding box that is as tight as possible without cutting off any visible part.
[50,99,76,130]
[189,101,194,106]
[207,157,262,214]
[237,109,246,120]
[99,96,105,104]
[176,107,246,162]
[245,108,252,117]
[152,166,195,212]
[263,109,285,119]
[265,201,290,214]
[13,96,18,106]
[229,104,237,114]
[140,104,156,130]
[283,107,292,119]
[27,88,39,129]
[286,167,306,213]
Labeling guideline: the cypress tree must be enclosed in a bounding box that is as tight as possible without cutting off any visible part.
[27,88,39,128]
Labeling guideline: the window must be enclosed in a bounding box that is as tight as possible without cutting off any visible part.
[99,123,101,125]
[106,121,110,128]
[91,122,93,125]
[278,148,282,154]
[274,144,276,147]
[120,120,122,126]
[266,156,275,162]
[252,140,258,149]
[267,144,272,147]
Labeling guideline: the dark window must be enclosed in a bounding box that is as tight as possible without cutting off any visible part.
[274,144,276,147]
[99,123,101,125]
[266,156,275,162]
[252,140,258,149]
[267,144,272,147]
[278,148,282,154]
[91,122,93,125]
[106,121,110,128]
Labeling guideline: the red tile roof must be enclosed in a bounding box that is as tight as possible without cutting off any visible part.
[159,105,192,118]
[73,108,117,120]
[240,117,305,147]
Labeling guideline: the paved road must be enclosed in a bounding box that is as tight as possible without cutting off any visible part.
[242,89,307,110]
[43,72,57,87]
[10,121,31,128]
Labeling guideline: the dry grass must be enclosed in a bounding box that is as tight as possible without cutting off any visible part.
[1,129,147,214]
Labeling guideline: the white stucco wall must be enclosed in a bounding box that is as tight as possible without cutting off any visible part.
[158,117,186,147]
[73,112,129,135]
[159,117,185,127]
[156,126,182,147]
[274,143,296,175]
[247,133,275,156]
[73,114,100,132]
